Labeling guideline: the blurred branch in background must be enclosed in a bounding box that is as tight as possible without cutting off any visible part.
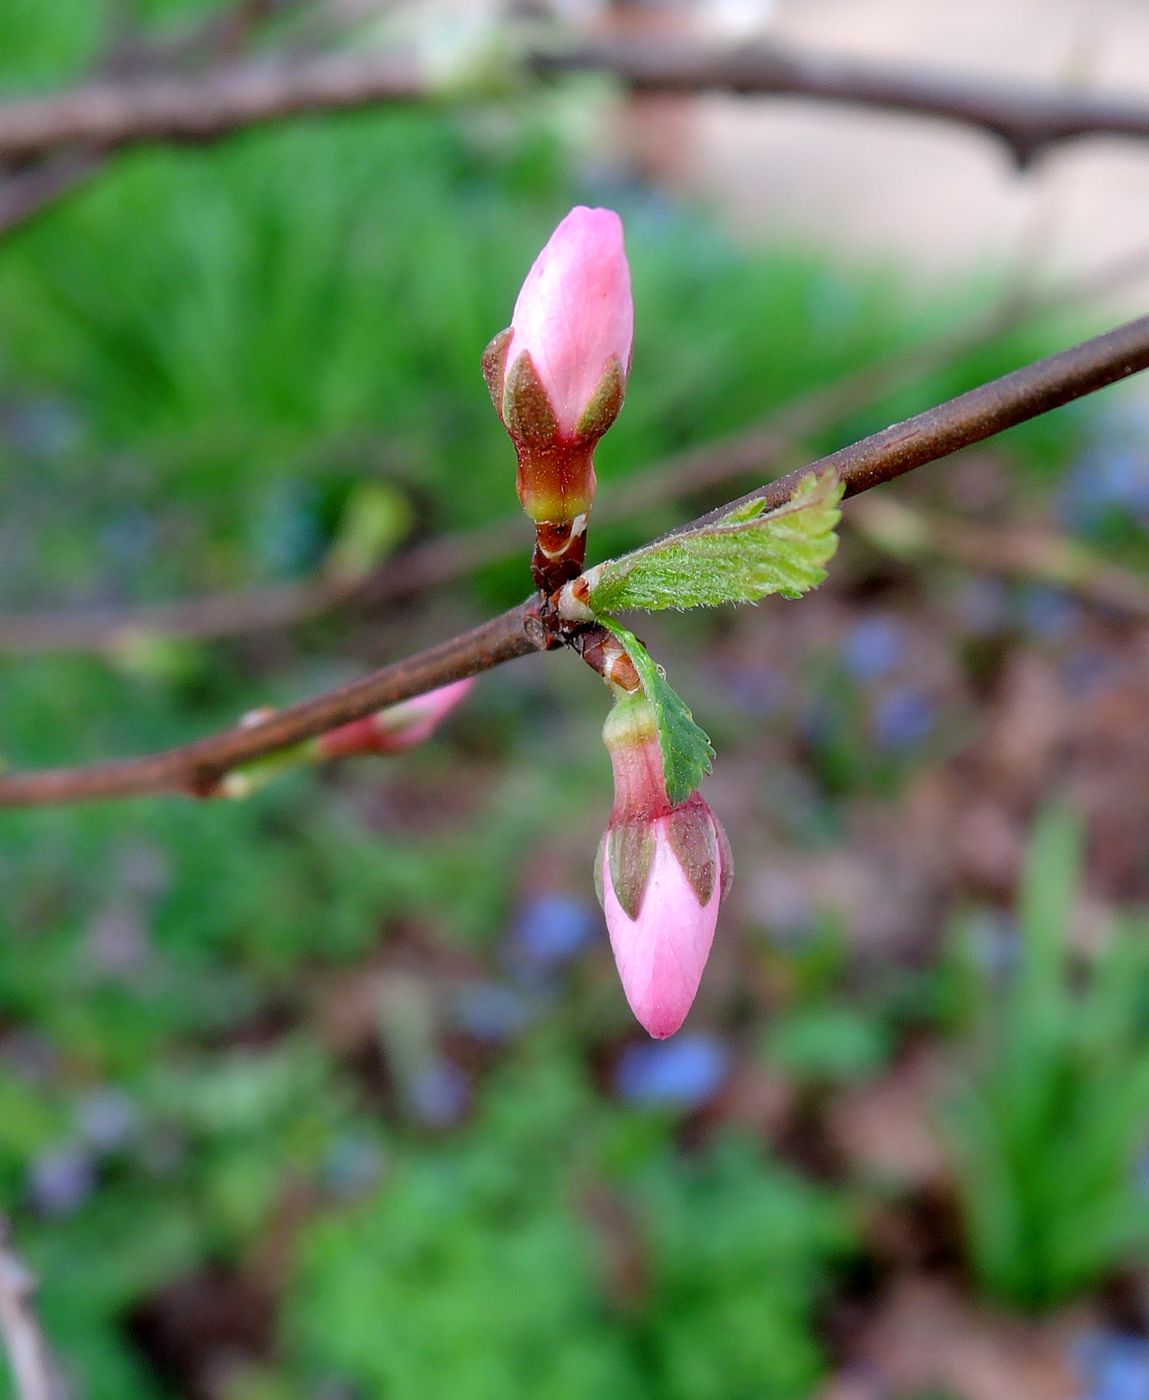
[0,0,326,236]
[0,313,973,657]
[4,34,1149,169]
[853,496,1149,623]
[0,313,1147,808]
[0,560,372,656]
[0,603,539,805]
[6,238,1149,659]
[534,38,1149,171]
[0,1219,67,1400]
[0,151,102,239]
[0,49,425,164]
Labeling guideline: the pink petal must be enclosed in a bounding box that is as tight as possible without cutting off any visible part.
[375,677,476,751]
[602,817,722,1039]
[319,678,475,758]
[507,206,633,437]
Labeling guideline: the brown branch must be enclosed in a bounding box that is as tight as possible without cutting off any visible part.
[0,1219,67,1400]
[665,314,1149,537]
[0,52,427,162]
[0,151,104,238]
[4,38,1149,166]
[533,40,1149,170]
[0,570,361,655]
[12,232,1137,659]
[0,0,322,234]
[0,604,540,806]
[0,352,899,655]
[2,315,1149,809]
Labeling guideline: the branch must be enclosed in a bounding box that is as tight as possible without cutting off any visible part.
[0,569,362,655]
[0,605,541,806]
[13,233,1144,658]
[533,40,1149,170]
[0,152,103,238]
[0,52,426,162]
[4,38,1149,166]
[0,0,319,235]
[667,314,1149,536]
[0,1219,67,1400]
[2,315,1148,809]
[0,348,910,655]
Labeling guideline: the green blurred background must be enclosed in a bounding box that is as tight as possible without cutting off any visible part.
[3,3,1149,1397]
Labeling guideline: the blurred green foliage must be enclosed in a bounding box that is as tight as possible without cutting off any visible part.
[286,1061,851,1400]
[945,810,1149,1309]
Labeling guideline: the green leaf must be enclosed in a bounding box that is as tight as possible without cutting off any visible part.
[584,471,843,613]
[598,618,714,806]
[325,482,413,583]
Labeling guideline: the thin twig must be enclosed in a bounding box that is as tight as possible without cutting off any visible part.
[0,0,324,235]
[0,352,898,655]
[1,315,1148,809]
[0,52,427,161]
[0,152,104,238]
[0,570,361,654]
[0,605,540,805]
[665,314,1149,537]
[852,496,1149,621]
[532,40,1149,171]
[0,1219,66,1400]
[4,38,1149,165]
[13,234,1148,659]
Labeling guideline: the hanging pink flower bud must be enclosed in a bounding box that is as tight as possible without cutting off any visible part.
[317,678,475,759]
[483,206,632,591]
[596,693,732,1039]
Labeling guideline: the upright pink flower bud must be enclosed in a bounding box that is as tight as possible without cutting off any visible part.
[596,692,732,1039]
[502,206,633,443]
[483,206,633,592]
[316,678,475,760]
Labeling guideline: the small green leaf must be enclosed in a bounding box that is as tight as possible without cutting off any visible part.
[723,498,768,523]
[585,471,843,613]
[598,618,714,806]
[325,482,412,583]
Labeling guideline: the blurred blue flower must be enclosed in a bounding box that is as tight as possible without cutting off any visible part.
[511,893,598,973]
[320,1134,386,1199]
[873,686,934,750]
[1018,584,1079,641]
[407,1061,470,1129]
[28,1148,96,1217]
[966,910,1021,981]
[101,507,158,567]
[1060,445,1149,535]
[75,1087,140,1155]
[715,660,786,717]
[841,616,905,682]
[450,982,531,1044]
[1,396,84,458]
[1074,1328,1149,1400]
[955,576,1010,637]
[614,1033,731,1110]
[1062,646,1122,699]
